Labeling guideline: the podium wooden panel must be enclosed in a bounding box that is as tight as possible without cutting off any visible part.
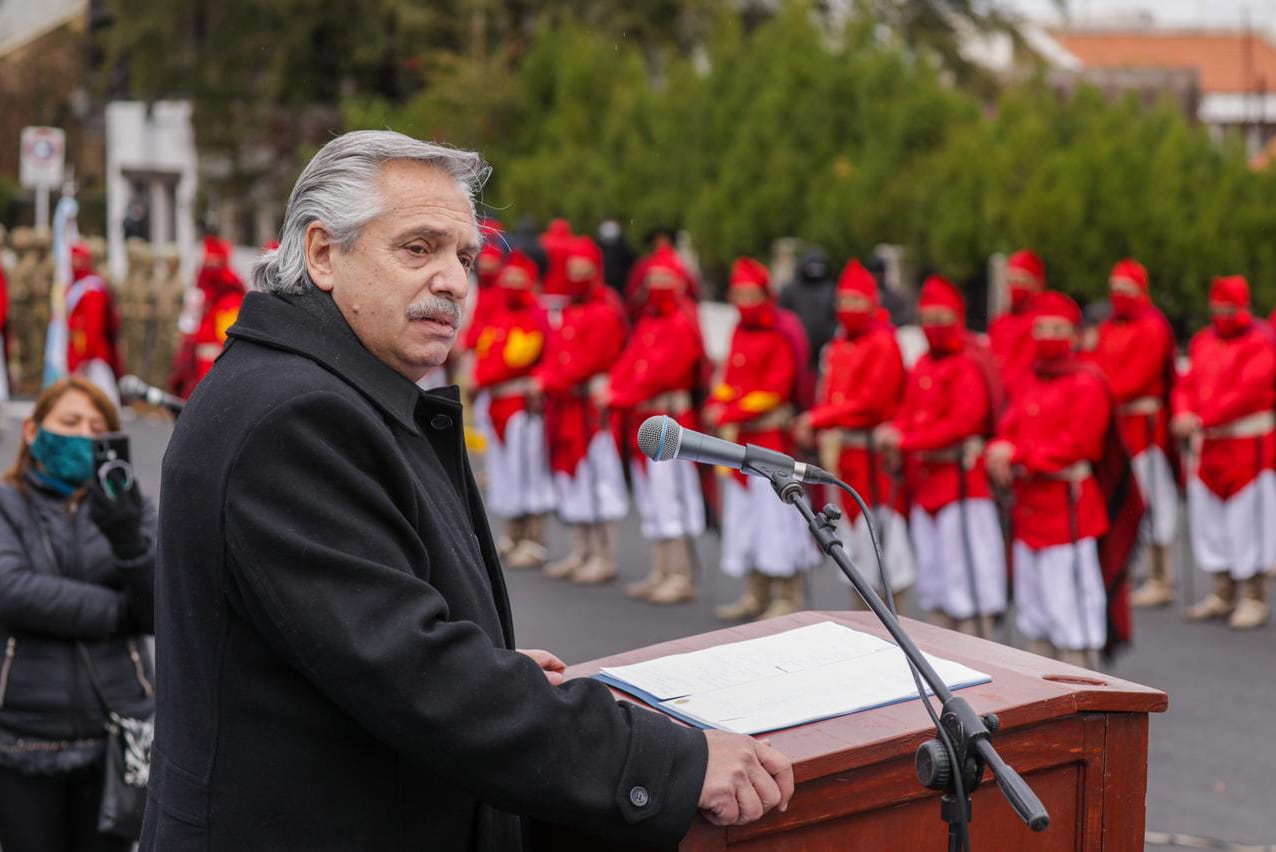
[532,610,1167,851]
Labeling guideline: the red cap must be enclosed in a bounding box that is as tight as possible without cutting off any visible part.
[1033,291,1081,326]
[202,236,231,264]
[837,260,879,303]
[728,257,770,294]
[498,251,540,289]
[646,245,689,289]
[1210,275,1250,307]
[1110,258,1148,294]
[919,275,965,321]
[70,242,93,269]
[567,235,603,268]
[1007,249,1045,288]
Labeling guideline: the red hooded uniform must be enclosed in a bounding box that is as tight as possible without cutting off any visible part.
[534,237,628,478]
[994,293,1111,550]
[539,218,576,299]
[608,253,706,455]
[1173,276,1276,500]
[894,277,994,514]
[806,260,906,521]
[462,219,507,352]
[1089,259,1176,458]
[990,249,1046,401]
[66,243,122,376]
[192,238,246,384]
[472,252,548,443]
[709,258,799,483]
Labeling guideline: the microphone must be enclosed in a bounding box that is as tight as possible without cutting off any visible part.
[119,374,185,415]
[637,415,836,485]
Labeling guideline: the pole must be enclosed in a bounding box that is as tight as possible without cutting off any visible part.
[35,186,50,231]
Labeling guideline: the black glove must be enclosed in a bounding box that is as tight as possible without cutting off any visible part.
[87,476,149,560]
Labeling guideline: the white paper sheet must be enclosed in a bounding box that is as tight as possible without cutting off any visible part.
[598,621,989,735]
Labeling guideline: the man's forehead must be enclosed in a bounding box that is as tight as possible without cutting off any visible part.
[376,162,480,246]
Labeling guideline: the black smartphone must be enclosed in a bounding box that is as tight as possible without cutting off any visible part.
[92,432,134,498]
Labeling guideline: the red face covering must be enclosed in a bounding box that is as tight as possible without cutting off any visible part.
[647,287,679,315]
[922,323,962,355]
[1009,285,1036,312]
[1213,309,1251,338]
[837,308,873,335]
[737,302,775,329]
[1110,292,1145,320]
[1034,337,1072,362]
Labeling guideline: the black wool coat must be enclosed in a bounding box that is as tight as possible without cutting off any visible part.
[140,289,707,852]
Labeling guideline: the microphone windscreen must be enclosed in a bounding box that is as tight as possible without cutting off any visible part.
[637,415,681,462]
[118,374,147,400]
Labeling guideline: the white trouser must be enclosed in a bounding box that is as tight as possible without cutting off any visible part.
[484,410,557,518]
[1131,447,1178,547]
[837,508,916,594]
[719,475,820,578]
[78,359,119,407]
[631,459,705,540]
[911,500,1007,620]
[554,431,629,524]
[1187,471,1276,580]
[1013,539,1106,652]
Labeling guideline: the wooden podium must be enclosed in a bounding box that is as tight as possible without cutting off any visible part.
[533,610,1167,851]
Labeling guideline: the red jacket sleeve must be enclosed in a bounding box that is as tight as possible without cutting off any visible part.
[1197,335,1276,428]
[897,357,989,452]
[714,333,795,426]
[1011,374,1111,474]
[69,289,112,364]
[807,332,902,430]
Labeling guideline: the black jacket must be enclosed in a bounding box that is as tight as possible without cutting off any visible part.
[779,247,837,369]
[0,477,156,754]
[141,289,707,852]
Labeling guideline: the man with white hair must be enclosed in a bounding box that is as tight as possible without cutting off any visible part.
[143,131,792,851]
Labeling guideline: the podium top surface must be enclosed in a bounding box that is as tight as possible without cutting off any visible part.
[565,611,1168,783]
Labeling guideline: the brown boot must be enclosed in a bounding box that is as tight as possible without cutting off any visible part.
[496,516,524,559]
[625,540,667,599]
[714,571,771,621]
[543,524,589,579]
[506,513,549,570]
[647,538,697,604]
[1185,574,1237,621]
[572,524,617,585]
[757,574,805,620]
[1131,545,1175,608]
[1228,576,1270,630]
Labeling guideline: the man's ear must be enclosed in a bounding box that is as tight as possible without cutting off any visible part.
[305,222,338,293]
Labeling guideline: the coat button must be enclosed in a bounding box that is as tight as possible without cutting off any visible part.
[629,786,650,808]
[430,414,453,430]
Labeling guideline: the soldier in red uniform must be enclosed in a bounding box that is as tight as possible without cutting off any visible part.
[876,276,1005,636]
[532,237,629,584]
[796,259,915,606]
[990,249,1047,401]
[471,251,556,570]
[67,242,123,403]
[171,236,245,398]
[987,292,1117,667]
[707,258,819,622]
[1172,275,1275,630]
[1088,259,1179,608]
[461,219,506,353]
[605,250,707,605]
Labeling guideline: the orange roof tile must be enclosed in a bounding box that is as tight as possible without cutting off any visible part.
[1052,30,1276,93]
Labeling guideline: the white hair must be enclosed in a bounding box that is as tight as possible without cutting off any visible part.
[253,130,490,295]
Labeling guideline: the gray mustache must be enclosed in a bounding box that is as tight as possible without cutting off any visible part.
[405,297,462,327]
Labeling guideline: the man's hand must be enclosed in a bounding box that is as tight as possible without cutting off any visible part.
[794,414,815,449]
[517,648,566,686]
[873,424,902,473]
[525,380,545,415]
[985,440,1016,489]
[698,730,794,827]
[1171,412,1201,440]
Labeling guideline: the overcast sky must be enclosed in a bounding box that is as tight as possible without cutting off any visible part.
[1003,0,1276,32]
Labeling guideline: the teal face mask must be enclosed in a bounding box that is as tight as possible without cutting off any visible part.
[30,428,96,489]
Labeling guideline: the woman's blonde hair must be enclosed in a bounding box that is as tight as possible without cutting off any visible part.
[4,376,122,487]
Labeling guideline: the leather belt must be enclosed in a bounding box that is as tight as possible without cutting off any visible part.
[487,377,536,399]
[1120,396,1161,416]
[738,405,795,434]
[918,437,986,468]
[1043,461,1093,482]
[636,390,693,416]
[1205,410,1276,440]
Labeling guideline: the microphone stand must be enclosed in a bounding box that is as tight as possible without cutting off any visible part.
[747,449,1049,851]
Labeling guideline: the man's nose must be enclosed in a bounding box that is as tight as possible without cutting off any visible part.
[431,256,470,300]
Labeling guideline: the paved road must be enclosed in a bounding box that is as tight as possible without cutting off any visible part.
[7,406,1268,848]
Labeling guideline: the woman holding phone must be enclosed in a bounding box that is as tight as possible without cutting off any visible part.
[0,376,156,852]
